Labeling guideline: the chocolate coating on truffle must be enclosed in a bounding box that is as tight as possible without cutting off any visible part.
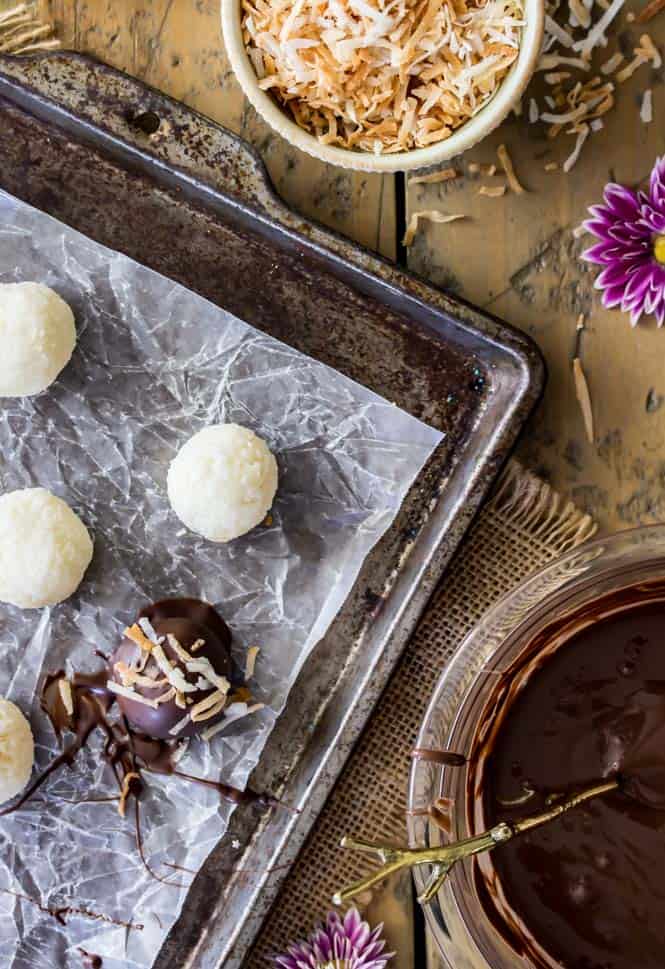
[109,598,232,740]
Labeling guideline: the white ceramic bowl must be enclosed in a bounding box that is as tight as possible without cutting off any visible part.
[221,0,544,173]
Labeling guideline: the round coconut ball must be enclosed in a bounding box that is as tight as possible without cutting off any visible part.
[0,282,76,397]
[0,699,34,805]
[0,488,94,608]
[168,423,278,543]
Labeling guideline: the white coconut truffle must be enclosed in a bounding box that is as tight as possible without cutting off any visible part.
[0,699,34,805]
[0,282,76,397]
[168,424,278,543]
[0,488,93,608]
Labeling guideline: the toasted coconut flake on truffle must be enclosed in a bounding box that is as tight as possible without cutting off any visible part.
[152,644,197,694]
[166,634,194,665]
[190,690,228,722]
[107,681,159,708]
[154,687,177,706]
[169,714,191,737]
[190,639,205,653]
[58,678,74,718]
[138,617,164,645]
[242,0,525,153]
[114,662,168,690]
[186,658,231,694]
[124,624,155,653]
[402,210,466,246]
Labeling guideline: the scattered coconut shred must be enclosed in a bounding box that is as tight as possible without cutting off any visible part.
[242,0,525,152]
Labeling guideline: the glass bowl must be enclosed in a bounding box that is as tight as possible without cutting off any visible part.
[407,524,665,969]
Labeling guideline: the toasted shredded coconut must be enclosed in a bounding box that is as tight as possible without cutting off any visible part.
[640,88,653,122]
[138,617,164,645]
[545,14,576,46]
[402,210,465,246]
[166,634,194,665]
[570,0,591,27]
[615,52,647,81]
[497,143,525,193]
[169,714,191,737]
[202,702,266,742]
[528,97,539,122]
[409,167,458,185]
[152,644,197,694]
[114,661,169,690]
[573,0,625,56]
[154,687,177,706]
[600,50,624,73]
[545,70,571,83]
[243,0,524,153]
[124,624,155,653]
[637,32,662,68]
[544,160,559,170]
[186,658,231,693]
[563,122,589,171]
[245,646,260,680]
[573,357,594,443]
[58,678,74,717]
[190,690,228,722]
[107,681,159,708]
[538,53,590,70]
[190,639,205,653]
[479,184,507,196]
[590,117,604,130]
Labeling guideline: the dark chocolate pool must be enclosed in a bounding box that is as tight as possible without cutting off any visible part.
[472,581,665,969]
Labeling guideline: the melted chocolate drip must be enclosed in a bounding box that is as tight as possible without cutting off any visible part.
[78,950,103,969]
[1,599,275,886]
[475,584,665,969]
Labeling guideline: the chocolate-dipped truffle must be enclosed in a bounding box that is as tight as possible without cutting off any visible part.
[108,598,233,740]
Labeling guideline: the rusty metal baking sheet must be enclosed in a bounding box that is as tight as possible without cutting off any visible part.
[0,53,544,969]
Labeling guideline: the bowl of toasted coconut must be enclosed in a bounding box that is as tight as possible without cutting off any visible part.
[222,0,544,172]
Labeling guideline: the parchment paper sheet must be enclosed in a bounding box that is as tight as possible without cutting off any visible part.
[0,190,442,968]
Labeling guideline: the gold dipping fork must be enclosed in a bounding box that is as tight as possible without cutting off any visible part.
[333,778,618,906]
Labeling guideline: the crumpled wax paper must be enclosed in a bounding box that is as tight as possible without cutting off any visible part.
[0,189,443,968]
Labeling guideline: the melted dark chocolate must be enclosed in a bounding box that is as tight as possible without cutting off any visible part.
[476,585,665,969]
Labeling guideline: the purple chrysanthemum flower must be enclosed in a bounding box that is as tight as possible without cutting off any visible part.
[273,908,393,969]
[582,155,665,326]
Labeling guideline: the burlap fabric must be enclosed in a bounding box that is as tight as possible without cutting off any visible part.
[248,461,596,965]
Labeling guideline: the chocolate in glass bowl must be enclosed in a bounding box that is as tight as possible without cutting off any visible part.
[469,580,665,969]
[407,528,665,969]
